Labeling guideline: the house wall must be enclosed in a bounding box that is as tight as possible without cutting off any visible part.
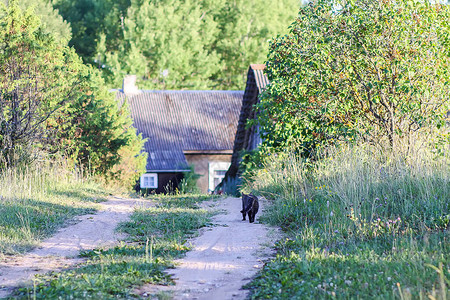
[159,172,185,193]
[139,172,183,194]
[185,154,232,193]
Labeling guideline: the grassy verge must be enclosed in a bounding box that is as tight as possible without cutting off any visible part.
[244,145,449,299]
[0,164,108,256]
[13,194,217,299]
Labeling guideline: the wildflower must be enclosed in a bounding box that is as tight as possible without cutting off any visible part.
[330,211,334,217]
[327,201,330,208]
[345,280,352,285]
[387,277,391,281]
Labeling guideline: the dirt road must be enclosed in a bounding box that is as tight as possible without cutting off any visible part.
[0,196,151,298]
[138,196,278,300]
[0,196,278,299]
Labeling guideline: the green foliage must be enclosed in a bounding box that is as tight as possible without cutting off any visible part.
[149,193,217,209]
[14,195,215,299]
[53,70,147,188]
[243,143,449,299]
[211,0,300,89]
[257,0,450,155]
[0,162,107,255]
[179,165,201,194]
[52,0,130,61]
[248,144,449,232]
[0,1,85,167]
[247,233,449,299]
[54,0,299,90]
[0,2,146,187]
[0,0,71,43]
[21,257,170,299]
[104,0,221,89]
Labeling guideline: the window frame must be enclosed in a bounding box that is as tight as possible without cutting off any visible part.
[140,173,158,189]
[208,162,231,192]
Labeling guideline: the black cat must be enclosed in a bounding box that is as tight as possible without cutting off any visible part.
[240,193,259,223]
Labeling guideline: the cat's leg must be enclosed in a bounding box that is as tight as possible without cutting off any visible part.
[241,210,246,220]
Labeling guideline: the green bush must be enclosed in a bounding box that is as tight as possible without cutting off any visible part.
[256,0,450,155]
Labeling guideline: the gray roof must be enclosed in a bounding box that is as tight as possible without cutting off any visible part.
[251,64,269,94]
[116,90,243,171]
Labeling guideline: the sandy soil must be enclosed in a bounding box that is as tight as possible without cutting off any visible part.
[0,196,152,298]
[137,196,279,300]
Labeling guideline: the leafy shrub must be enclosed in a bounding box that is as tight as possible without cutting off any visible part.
[256,0,450,155]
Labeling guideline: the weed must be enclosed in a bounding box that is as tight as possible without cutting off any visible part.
[244,143,449,299]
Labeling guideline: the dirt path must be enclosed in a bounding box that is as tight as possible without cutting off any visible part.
[0,196,151,298]
[138,196,279,300]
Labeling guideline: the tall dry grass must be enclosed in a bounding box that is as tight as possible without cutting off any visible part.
[244,141,449,299]
[0,161,107,255]
[247,142,449,232]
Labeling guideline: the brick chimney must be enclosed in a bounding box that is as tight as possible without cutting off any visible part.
[122,75,141,95]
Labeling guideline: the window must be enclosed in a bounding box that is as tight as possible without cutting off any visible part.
[208,162,231,192]
[213,170,227,188]
[140,173,158,189]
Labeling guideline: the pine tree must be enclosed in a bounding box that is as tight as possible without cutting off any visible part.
[1,0,71,42]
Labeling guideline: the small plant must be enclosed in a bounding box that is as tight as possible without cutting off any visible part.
[347,207,403,239]
[179,165,201,194]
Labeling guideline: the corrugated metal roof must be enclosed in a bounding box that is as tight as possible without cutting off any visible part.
[116,90,243,171]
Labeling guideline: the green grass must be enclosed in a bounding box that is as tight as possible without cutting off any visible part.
[13,194,216,299]
[0,164,108,256]
[244,144,449,299]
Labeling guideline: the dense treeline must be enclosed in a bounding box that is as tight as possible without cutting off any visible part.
[0,1,146,188]
[53,0,300,90]
[0,0,71,42]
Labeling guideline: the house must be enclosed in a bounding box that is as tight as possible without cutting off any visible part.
[115,76,243,193]
[222,64,269,187]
